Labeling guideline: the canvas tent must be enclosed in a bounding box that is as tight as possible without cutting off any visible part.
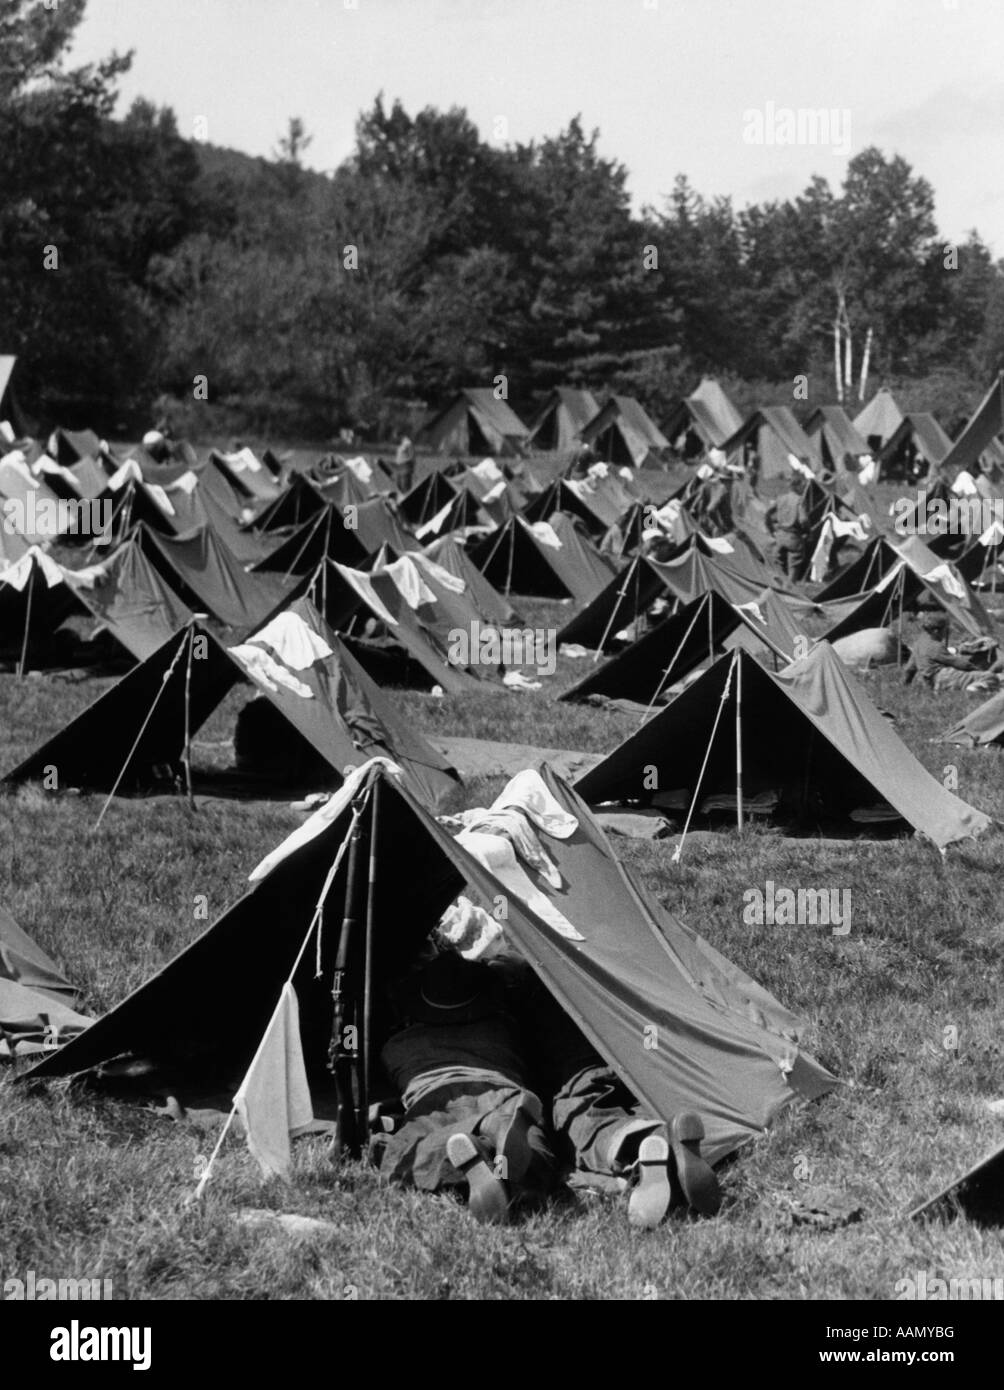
[935,689,1004,748]
[560,588,795,707]
[804,407,872,473]
[76,533,195,662]
[854,387,904,452]
[2,600,460,808]
[21,763,836,1167]
[416,389,530,458]
[817,534,994,640]
[937,373,1004,479]
[0,356,31,438]
[522,476,628,537]
[575,642,990,847]
[724,406,819,481]
[877,414,953,479]
[525,387,600,453]
[0,904,92,1058]
[469,514,620,604]
[664,377,744,458]
[577,395,669,468]
[304,557,483,695]
[137,523,300,632]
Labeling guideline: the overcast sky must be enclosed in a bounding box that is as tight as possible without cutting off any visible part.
[72,0,1004,253]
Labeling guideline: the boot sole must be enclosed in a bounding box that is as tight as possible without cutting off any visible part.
[628,1134,672,1229]
[446,1132,510,1225]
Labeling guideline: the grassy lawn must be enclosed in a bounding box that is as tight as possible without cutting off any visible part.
[1,589,1003,1300]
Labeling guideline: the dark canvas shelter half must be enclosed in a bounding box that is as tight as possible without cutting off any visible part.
[2,600,460,807]
[469,515,619,603]
[555,555,681,652]
[0,356,31,437]
[724,406,819,480]
[560,589,792,706]
[416,389,530,457]
[578,395,669,467]
[307,559,482,695]
[22,764,835,1166]
[938,373,1004,478]
[935,688,1004,747]
[804,406,872,471]
[76,534,195,662]
[664,377,744,456]
[0,550,93,668]
[575,642,990,848]
[0,904,92,1057]
[878,413,953,478]
[422,534,517,624]
[525,387,601,452]
[137,523,299,631]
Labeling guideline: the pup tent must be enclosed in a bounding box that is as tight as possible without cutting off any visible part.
[21,763,836,1169]
[723,406,819,482]
[854,386,904,454]
[877,413,953,481]
[2,599,460,809]
[577,395,670,468]
[575,641,991,845]
[803,406,872,473]
[938,372,1004,480]
[469,514,620,604]
[818,535,995,645]
[136,522,301,632]
[525,387,601,454]
[663,377,744,459]
[0,355,31,438]
[302,556,485,694]
[1,904,92,1059]
[251,500,416,578]
[935,688,1004,748]
[908,1138,1004,1228]
[416,389,530,458]
[560,589,798,709]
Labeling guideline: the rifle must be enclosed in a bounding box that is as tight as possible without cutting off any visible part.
[328,808,366,1159]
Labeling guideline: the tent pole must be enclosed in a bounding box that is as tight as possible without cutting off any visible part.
[594,560,634,660]
[505,521,515,596]
[896,569,905,667]
[735,650,744,832]
[672,650,736,864]
[361,775,380,1148]
[17,559,35,679]
[181,623,196,810]
[640,593,707,727]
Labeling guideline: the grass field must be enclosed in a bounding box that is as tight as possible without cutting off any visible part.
[2,586,1003,1301]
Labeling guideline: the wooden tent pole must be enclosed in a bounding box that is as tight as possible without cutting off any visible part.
[640,593,708,727]
[181,623,196,810]
[735,648,744,832]
[17,559,35,680]
[360,775,380,1148]
[594,558,636,661]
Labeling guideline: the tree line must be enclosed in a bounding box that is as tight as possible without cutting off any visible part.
[2,0,1002,442]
